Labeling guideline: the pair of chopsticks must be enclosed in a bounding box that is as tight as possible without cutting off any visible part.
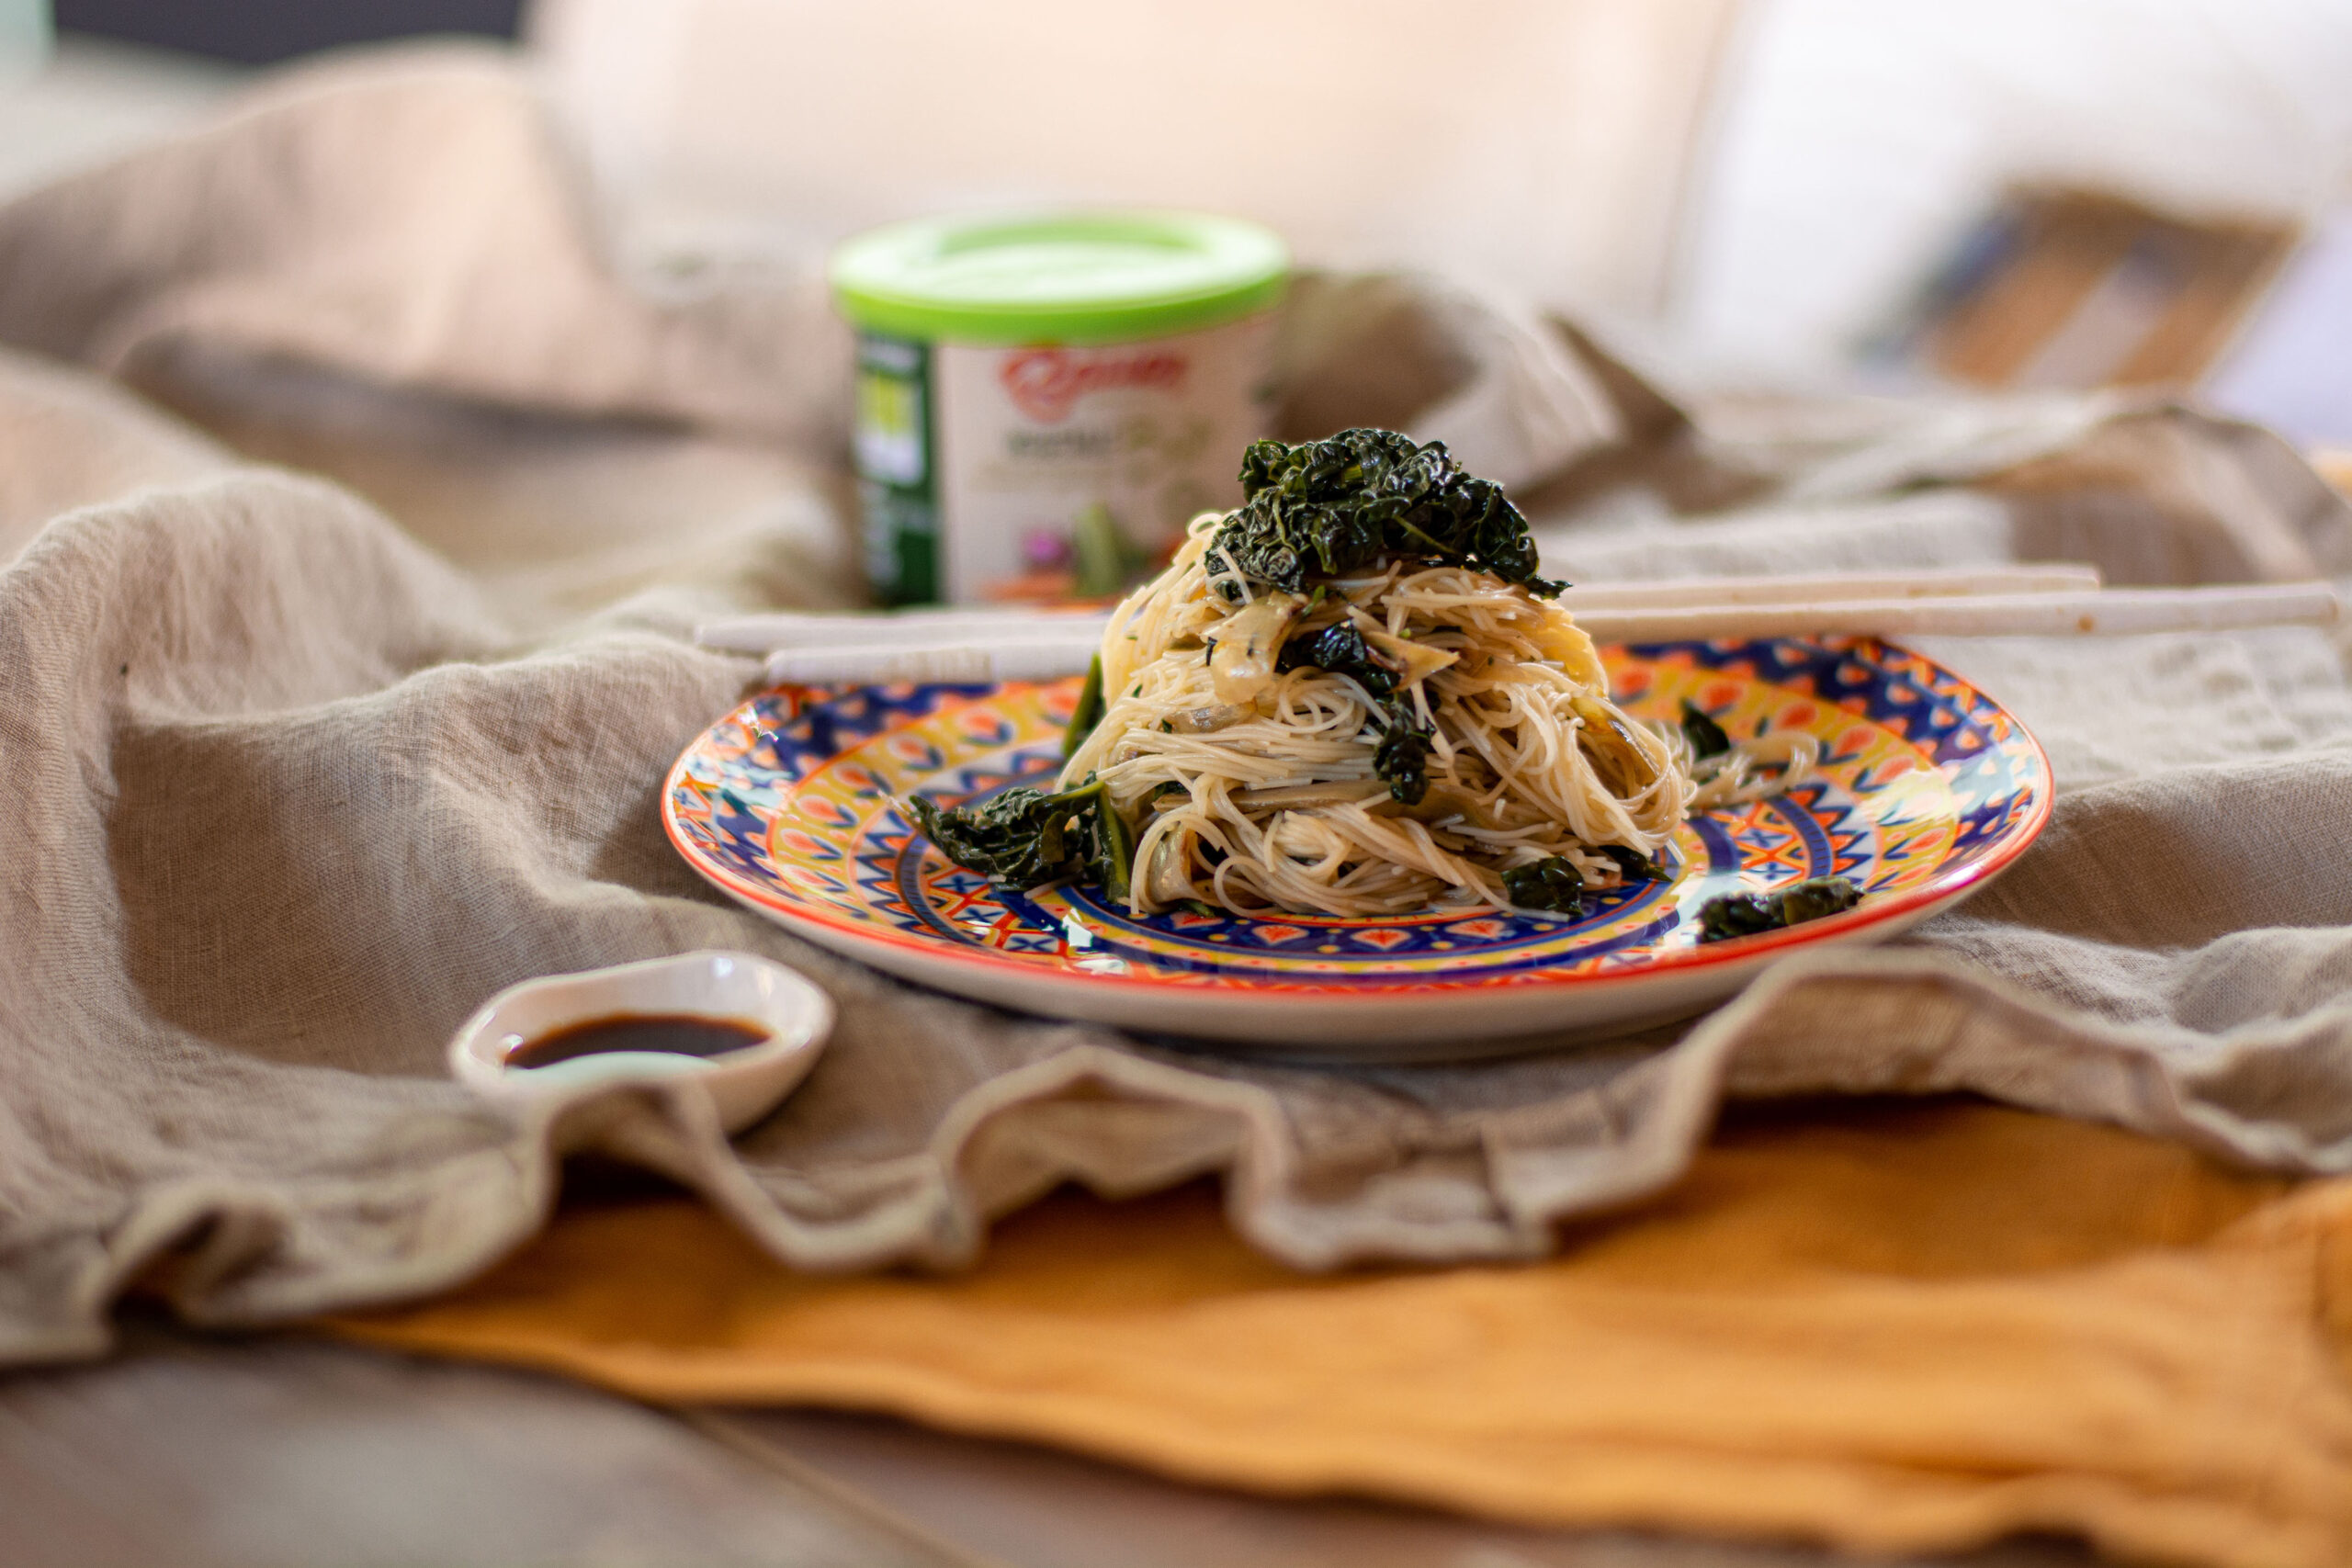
[695,565,2344,686]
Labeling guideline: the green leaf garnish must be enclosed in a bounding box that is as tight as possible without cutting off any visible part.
[1600,845,1671,884]
[1063,653,1105,759]
[1208,429,1562,596]
[1502,857,1586,916]
[1372,709,1432,805]
[1275,622,1397,697]
[1679,700,1731,761]
[1696,875,1860,942]
[907,776,1131,905]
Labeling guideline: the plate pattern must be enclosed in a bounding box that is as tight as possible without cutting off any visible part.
[664,637,2048,997]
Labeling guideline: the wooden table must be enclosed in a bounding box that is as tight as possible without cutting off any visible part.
[2,1318,2095,1568]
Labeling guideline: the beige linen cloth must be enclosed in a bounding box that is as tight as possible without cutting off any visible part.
[5,44,2352,1367]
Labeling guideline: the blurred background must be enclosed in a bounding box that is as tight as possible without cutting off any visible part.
[5,0,2350,448]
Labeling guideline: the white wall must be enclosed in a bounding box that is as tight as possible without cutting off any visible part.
[528,0,2352,384]
[1674,0,2352,380]
[0,0,51,89]
[527,0,1736,319]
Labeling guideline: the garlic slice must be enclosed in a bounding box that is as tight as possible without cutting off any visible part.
[1353,614,1459,690]
[1570,694,1660,794]
[1533,615,1608,691]
[1167,703,1251,734]
[1209,592,1305,705]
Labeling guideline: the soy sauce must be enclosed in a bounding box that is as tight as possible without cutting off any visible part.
[503,1013,769,1070]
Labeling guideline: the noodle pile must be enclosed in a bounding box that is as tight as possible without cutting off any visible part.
[911,429,1820,922]
[1061,513,1800,918]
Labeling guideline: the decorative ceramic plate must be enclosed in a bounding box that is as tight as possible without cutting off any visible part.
[663,638,2050,1062]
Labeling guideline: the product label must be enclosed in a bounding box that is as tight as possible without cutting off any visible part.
[853,312,1275,605]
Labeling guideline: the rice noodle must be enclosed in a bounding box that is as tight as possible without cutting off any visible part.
[1063,513,1733,917]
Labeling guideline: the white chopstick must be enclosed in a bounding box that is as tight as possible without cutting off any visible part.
[1555,564,2102,608]
[698,565,2103,656]
[742,580,2341,687]
[700,607,1111,656]
[763,641,1102,685]
[1572,583,2339,644]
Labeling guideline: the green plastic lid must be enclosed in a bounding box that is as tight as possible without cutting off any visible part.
[830,210,1289,346]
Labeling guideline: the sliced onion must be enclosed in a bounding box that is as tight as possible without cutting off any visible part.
[1570,694,1659,794]
[1354,615,1459,689]
[1209,592,1306,705]
[1168,703,1251,734]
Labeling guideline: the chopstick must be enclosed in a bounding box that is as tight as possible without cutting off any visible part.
[1555,564,2104,608]
[1569,582,2340,645]
[762,640,1111,685]
[719,575,2342,687]
[695,565,2106,656]
[696,606,1112,655]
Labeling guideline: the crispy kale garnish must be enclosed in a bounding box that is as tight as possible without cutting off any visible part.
[1275,623,1396,697]
[1272,620,1428,803]
[1679,700,1731,761]
[906,777,1132,905]
[1208,429,1561,597]
[1696,875,1860,943]
[1062,653,1106,759]
[1505,845,1672,916]
[1502,857,1586,916]
[1371,714,1432,806]
[1600,844,1671,884]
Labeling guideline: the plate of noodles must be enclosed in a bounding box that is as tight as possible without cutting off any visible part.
[665,431,2051,1060]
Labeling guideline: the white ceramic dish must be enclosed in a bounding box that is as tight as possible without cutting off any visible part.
[447,950,833,1134]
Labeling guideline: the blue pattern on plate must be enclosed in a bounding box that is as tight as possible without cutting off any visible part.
[666,638,2047,993]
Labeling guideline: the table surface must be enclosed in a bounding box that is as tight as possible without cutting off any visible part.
[0,1317,2097,1568]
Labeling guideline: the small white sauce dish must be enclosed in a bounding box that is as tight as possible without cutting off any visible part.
[447,950,833,1134]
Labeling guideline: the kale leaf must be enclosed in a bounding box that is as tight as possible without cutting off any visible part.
[1275,622,1396,697]
[1679,700,1731,761]
[1696,874,1860,943]
[1600,844,1671,884]
[1270,611,1430,804]
[1505,846,1669,916]
[1371,706,1432,805]
[1502,856,1586,916]
[1062,653,1106,759]
[1208,428,1561,597]
[906,776,1133,905]
[1273,621,1426,802]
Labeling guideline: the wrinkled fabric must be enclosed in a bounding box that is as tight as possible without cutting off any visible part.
[4,45,2352,1366]
[327,1105,2352,1568]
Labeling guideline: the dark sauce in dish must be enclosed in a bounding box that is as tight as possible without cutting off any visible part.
[503,1013,770,1070]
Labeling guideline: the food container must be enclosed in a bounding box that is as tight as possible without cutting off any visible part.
[830,210,1288,605]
